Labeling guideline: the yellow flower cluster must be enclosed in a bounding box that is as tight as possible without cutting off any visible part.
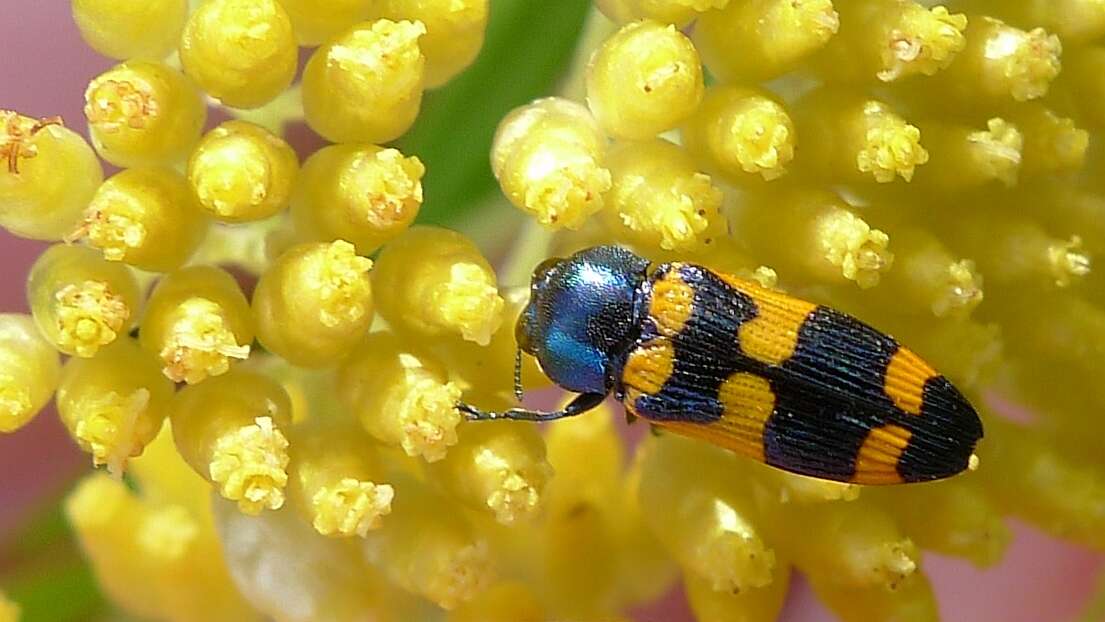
[1,0,1104,620]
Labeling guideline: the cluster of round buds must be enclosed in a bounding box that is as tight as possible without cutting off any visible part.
[1,0,545,618]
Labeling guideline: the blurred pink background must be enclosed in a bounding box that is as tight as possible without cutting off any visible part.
[0,4,1101,621]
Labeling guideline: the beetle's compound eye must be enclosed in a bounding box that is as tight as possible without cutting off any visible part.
[515,303,535,354]
[533,256,562,283]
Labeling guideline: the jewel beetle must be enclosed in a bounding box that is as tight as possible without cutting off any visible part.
[458,245,984,485]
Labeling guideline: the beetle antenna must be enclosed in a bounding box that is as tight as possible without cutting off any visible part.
[513,347,525,403]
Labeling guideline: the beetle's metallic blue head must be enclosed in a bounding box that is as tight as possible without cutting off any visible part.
[517,246,650,394]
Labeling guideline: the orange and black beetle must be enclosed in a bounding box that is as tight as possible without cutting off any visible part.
[459,245,983,485]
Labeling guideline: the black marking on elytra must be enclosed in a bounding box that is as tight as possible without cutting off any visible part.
[626,263,759,424]
[761,387,886,481]
[780,306,902,409]
[896,375,985,482]
[760,307,901,479]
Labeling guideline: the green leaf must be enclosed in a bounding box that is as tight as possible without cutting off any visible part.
[400,0,593,227]
[4,558,106,622]
[1,490,108,622]
[1,502,69,560]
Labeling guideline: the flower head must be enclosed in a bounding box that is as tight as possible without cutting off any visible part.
[3,2,1105,621]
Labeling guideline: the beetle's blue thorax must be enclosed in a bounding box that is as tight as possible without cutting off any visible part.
[517,246,650,394]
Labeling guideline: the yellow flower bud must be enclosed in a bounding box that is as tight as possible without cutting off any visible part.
[819,207,895,280]
[66,474,165,619]
[596,0,730,26]
[374,0,489,88]
[140,505,262,622]
[447,582,544,622]
[187,120,299,222]
[252,240,374,367]
[277,0,372,46]
[695,0,839,81]
[534,401,672,617]
[433,293,553,400]
[684,564,790,622]
[681,86,796,183]
[491,97,611,229]
[994,292,1105,381]
[1058,46,1105,127]
[868,479,1010,567]
[1012,183,1105,262]
[772,499,920,590]
[180,0,298,109]
[637,435,776,594]
[139,266,254,384]
[72,423,261,622]
[807,570,938,622]
[870,225,984,318]
[0,314,61,433]
[84,60,207,168]
[603,139,725,253]
[27,243,141,358]
[291,143,424,254]
[817,1,967,82]
[287,423,394,537]
[171,370,293,515]
[941,208,1091,289]
[1006,354,1105,457]
[361,474,496,609]
[337,331,462,462]
[544,401,624,516]
[794,89,928,183]
[1005,103,1089,178]
[302,19,426,143]
[57,338,174,475]
[537,484,623,619]
[937,16,1062,103]
[614,436,680,607]
[374,226,504,345]
[431,421,552,524]
[1043,237,1096,289]
[71,0,188,60]
[586,19,704,140]
[72,167,209,272]
[912,117,1023,191]
[213,498,421,622]
[961,0,1105,45]
[738,186,894,288]
[0,112,102,240]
